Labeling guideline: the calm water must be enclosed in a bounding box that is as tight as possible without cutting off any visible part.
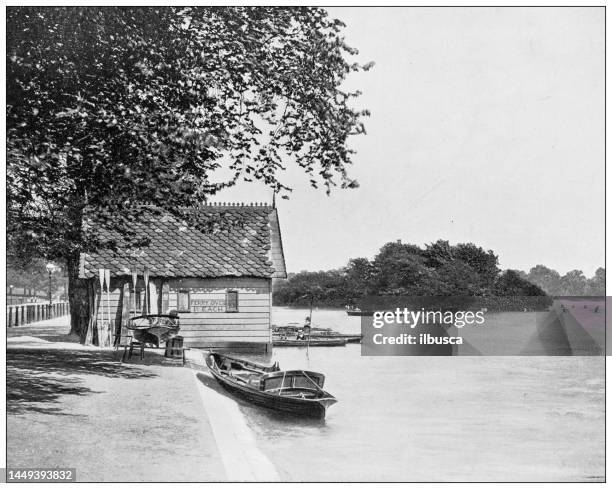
[234,308,605,482]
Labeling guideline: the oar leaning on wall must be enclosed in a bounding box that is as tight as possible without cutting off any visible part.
[144,269,150,316]
[105,269,111,346]
[98,268,107,346]
[131,270,137,317]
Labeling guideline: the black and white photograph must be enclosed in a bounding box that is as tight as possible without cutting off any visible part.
[3,4,606,483]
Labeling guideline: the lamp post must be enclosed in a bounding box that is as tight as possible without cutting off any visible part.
[45,263,56,305]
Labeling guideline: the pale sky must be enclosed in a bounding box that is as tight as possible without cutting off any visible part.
[217,7,604,276]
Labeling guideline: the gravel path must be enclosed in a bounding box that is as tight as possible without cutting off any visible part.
[7,318,226,482]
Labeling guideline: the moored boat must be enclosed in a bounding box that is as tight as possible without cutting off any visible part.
[272,337,348,347]
[273,325,362,343]
[309,331,363,343]
[345,307,374,316]
[205,353,338,418]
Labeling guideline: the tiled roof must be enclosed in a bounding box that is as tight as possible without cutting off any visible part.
[79,205,286,279]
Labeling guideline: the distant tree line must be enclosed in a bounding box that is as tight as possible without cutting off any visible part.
[7,257,66,299]
[520,265,604,297]
[273,240,604,309]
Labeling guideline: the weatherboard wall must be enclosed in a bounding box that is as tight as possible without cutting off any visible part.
[167,277,272,349]
[90,276,272,350]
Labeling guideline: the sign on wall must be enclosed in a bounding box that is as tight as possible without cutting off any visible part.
[190,298,226,312]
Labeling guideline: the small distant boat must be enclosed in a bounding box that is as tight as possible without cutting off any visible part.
[345,307,374,316]
[273,337,348,347]
[205,353,338,418]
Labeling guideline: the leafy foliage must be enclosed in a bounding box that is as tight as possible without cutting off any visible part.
[7,257,65,298]
[492,270,546,297]
[7,7,370,337]
[7,6,370,263]
[275,243,604,308]
[526,265,605,296]
[274,240,515,306]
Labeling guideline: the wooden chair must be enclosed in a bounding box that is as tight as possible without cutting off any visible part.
[116,322,144,362]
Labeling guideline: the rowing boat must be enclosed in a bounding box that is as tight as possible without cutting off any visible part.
[205,353,338,419]
[126,314,180,347]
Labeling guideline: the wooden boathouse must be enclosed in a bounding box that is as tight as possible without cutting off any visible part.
[78,203,286,353]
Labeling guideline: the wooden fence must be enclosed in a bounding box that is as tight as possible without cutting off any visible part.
[7,286,50,305]
[7,301,70,327]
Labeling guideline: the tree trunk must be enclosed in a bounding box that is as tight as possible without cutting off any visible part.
[67,253,90,342]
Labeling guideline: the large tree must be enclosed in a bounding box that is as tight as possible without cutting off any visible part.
[7,7,371,339]
[587,267,605,296]
[526,264,562,296]
[559,270,588,296]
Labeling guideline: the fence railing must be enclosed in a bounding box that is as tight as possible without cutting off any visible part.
[7,301,70,327]
[7,295,51,305]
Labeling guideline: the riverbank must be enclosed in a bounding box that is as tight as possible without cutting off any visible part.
[6,317,277,482]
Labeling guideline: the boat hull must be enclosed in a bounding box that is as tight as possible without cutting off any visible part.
[208,367,334,419]
[346,310,373,316]
[310,333,362,343]
[272,338,347,347]
[205,354,337,419]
